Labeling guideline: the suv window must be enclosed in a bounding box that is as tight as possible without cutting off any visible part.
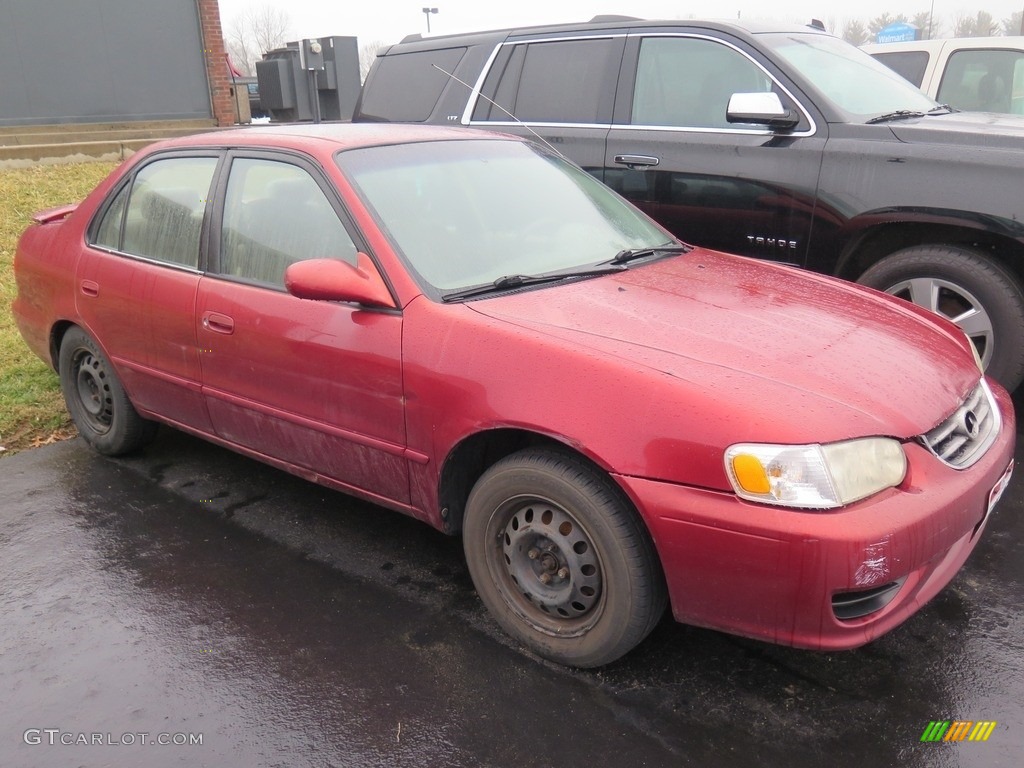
[473,38,622,123]
[870,51,930,87]
[937,49,1024,114]
[110,157,216,268]
[358,47,466,121]
[219,158,357,287]
[632,37,773,129]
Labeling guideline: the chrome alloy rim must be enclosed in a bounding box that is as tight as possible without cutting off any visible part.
[885,276,993,367]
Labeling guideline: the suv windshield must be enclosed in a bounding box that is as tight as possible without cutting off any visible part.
[761,32,939,119]
[337,139,672,293]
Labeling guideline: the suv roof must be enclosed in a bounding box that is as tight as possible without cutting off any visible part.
[392,16,825,48]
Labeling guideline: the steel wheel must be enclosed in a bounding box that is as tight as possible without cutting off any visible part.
[71,348,115,435]
[492,494,604,635]
[464,448,666,667]
[59,327,157,455]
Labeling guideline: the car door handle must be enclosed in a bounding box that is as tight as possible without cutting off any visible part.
[613,154,660,169]
[80,280,99,298]
[202,311,234,335]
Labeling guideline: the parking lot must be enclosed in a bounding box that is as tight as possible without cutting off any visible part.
[2,410,1022,767]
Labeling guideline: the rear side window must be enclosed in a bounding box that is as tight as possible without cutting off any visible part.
[937,49,1024,114]
[473,38,622,124]
[92,157,216,268]
[358,47,466,121]
[93,184,129,250]
[870,51,930,87]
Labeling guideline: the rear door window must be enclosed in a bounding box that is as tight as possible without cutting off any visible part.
[472,38,622,124]
[95,157,217,268]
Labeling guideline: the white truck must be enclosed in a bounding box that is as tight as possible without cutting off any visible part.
[863,37,1024,115]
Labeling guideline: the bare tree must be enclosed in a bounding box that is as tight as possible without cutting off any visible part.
[226,4,292,75]
[359,40,387,83]
[1003,11,1023,36]
[842,19,869,46]
[911,11,940,40]
[953,11,998,37]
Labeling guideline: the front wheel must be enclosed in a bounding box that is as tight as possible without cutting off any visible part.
[58,327,157,455]
[463,448,666,667]
[858,245,1024,391]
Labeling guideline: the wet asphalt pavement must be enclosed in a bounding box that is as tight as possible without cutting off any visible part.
[2,417,1023,768]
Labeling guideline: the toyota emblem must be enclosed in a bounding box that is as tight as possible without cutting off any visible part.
[963,410,980,438]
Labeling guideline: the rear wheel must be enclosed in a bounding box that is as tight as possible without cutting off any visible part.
[58,327,157,455]
[858,245,1024,390]
[463,448,666,667]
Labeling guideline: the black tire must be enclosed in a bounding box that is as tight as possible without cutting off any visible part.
[463,448,666,667]
[858,245,1024,391]
[58,327,157,455]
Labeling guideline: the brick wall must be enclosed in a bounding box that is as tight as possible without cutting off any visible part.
[196,0,236,126]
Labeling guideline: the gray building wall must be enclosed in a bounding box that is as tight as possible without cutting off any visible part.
[0,0,213,126]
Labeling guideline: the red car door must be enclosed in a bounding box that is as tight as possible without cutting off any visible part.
[77,154,218,432]
[196,155,409,505]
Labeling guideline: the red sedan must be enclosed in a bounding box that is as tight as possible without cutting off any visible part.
[13,125,1015,666]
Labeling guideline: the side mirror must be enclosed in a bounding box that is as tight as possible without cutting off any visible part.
[726,92,800,130]
[284,253,396,308]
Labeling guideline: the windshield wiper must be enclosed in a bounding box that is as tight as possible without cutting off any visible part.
[927,103,957,115]
[866,109,927,125]
[442,265,626,302]
[605,243,691,265]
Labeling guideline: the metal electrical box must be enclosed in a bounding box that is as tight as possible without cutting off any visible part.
[255,36,361,123]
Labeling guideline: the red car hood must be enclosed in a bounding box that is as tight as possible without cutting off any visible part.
[469,250,980,441]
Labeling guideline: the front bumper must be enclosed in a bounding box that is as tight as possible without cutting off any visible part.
[616,382,1016,650]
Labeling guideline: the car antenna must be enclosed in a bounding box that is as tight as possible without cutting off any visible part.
[431,64,568,160]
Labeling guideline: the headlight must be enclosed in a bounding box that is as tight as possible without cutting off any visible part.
[724,438,907,509]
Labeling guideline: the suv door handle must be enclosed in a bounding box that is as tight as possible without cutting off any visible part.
[614,154,660,169]
[202,311,234,335]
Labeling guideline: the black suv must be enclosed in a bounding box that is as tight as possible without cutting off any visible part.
[355,17,1024,390]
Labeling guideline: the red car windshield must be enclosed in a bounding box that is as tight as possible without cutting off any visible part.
[337,139,672,292]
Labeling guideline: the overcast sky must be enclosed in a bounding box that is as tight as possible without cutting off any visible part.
[217,0,1024,46]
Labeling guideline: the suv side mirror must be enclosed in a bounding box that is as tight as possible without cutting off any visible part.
[284,253,395,308]
[727,92,800,130]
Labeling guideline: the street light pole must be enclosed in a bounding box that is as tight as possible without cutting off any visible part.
[928,0,935,39]
[422,7,438,33]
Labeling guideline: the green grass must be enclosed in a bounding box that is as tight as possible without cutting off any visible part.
[0,161,118,455]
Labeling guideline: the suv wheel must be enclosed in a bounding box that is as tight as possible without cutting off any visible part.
[858,245,1024,390]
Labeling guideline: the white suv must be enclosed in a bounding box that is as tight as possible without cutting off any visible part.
[863,37,1024,115]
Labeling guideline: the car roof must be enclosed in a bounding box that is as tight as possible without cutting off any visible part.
[147,122,511,153]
